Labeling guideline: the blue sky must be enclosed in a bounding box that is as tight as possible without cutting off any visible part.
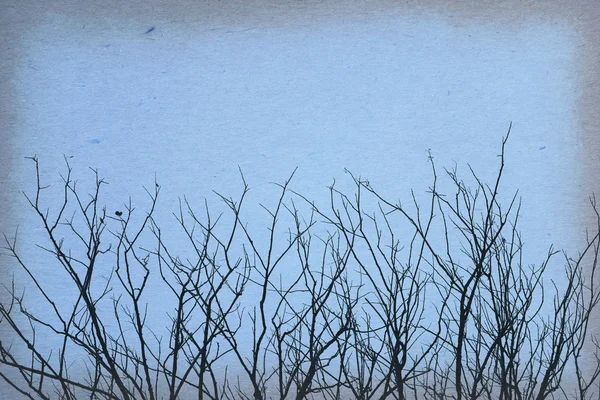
[10,12,580,253]
[1,5,592,397]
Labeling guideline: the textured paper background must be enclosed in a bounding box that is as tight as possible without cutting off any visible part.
[1,0,599,246]
[1,1,599,397]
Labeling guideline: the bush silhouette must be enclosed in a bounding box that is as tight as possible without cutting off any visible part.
[2,130,600,399]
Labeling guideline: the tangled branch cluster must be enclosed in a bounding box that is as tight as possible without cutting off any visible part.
[2,133,600,399]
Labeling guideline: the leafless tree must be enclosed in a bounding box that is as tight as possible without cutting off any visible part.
[2,129,600,399]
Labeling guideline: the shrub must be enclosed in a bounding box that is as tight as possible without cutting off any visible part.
[2,131,600,399]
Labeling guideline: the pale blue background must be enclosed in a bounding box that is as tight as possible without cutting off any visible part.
[1,2,595,397]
